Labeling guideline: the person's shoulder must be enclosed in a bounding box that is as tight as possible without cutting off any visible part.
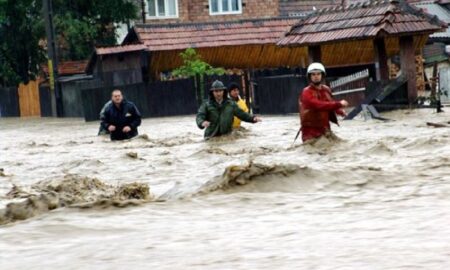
[302,85,314,94]
[321,85,332,92]
[227,99,237,106]
[103,101,114,112]
[124,99,135,105]
[237,98,247,107]
[123,100,139,108]
[201,99,212,106]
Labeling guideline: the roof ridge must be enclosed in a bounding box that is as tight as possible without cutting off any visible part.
[94,44,145,49]
[315,0,394,14]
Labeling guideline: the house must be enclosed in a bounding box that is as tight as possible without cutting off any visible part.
[411,0,450,93]
[141,0,279,23]
[278,0,446,104]
[85,44,148,86]
[84,0,445,118]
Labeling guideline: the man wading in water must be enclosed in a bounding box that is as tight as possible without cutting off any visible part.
[101,89,142,141]
[196,80,261,139]
[299,63,349,142]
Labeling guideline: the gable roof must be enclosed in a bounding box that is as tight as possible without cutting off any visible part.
[278,0,446,46]
[42,60,88,76]
[95,44,147,55]
[413,1,450,39]
[125,18,299,51]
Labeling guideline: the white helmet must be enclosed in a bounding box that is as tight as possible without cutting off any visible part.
[307,62,326,75]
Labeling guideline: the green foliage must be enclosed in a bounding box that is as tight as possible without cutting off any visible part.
[0,0,138,86]
[0,0,45,85]
[172,48,225,78]
[172,48,225,104]
[52,0,138,60]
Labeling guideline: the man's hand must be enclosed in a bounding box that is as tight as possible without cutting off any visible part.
[340,100,349,107]
[202,121,210,128]
[253,116,262,123]
[108,125,116,132]
[122,126,131,133]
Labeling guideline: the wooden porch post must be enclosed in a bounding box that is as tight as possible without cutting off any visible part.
[373,38,389,81]
[399,36,417,104]
[308,45,322,63]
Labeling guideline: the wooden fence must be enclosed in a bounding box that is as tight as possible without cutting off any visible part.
[18,80,41,117]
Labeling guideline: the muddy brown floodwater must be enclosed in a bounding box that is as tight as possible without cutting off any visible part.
[1,109,450,269]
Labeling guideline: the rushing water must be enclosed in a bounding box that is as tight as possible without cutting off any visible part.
[1,109,450,269]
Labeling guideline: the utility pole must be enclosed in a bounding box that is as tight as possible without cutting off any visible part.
[43,0,60,117]
[141,0,146,23]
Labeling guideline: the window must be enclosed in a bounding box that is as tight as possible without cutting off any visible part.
[209,0,242,15]
[147,0,178,18]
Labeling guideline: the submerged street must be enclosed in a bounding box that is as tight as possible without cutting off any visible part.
[1,109,450,269]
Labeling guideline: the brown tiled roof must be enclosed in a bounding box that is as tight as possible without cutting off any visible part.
[278,0,446,46]
[42,60,88,76]
[130,18,299,51]
[95,44,147,55]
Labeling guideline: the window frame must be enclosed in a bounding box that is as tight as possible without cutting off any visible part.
[146,0,179,19]
[209,0,243,15]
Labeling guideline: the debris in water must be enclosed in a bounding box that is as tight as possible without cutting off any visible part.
[0,168,5,177]
[6,185,30,198]
[114,182,150,200]
[0,174,153,225]
[426,122,449,128]
[139,134,150,141]
[199,161,300,192]
[126,152,138,159]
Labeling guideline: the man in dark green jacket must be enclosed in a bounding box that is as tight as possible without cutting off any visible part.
[196,80,261,138]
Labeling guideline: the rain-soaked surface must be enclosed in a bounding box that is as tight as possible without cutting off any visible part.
[0,109,450,269]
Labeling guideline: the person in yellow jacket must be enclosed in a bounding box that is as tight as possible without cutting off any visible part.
[228,82,249,129]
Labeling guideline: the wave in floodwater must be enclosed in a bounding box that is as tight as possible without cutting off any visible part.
[0,175,153,225]
[0,160,346,225]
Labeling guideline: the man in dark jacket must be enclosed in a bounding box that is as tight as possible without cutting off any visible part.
[196,80,261,138]
[101,89,142,141]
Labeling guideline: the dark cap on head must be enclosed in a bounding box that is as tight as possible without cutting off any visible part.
[210,80,226,91]
[228,82,240,92]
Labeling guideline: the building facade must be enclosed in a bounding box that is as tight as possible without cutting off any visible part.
[141,0,279,23]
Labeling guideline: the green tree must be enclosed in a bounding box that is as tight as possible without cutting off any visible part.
[52,0,138,60]
[0,0,138,86]
[0,0,45,85]
[172,48,225,104]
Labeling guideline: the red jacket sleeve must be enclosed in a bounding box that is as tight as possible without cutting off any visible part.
[301,90,342,111]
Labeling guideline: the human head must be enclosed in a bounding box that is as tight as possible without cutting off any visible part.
[111,89,123,105]
[307,62,326,86]
[228,82,240,100]
[209,80,227,101]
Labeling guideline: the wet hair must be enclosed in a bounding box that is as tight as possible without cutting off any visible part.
[111,89,122,96]
[228,82,240,92]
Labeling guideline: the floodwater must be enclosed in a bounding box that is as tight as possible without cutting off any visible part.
[0,109,450,269]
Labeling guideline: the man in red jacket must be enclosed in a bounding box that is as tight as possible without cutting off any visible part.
[299,63,349,142]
